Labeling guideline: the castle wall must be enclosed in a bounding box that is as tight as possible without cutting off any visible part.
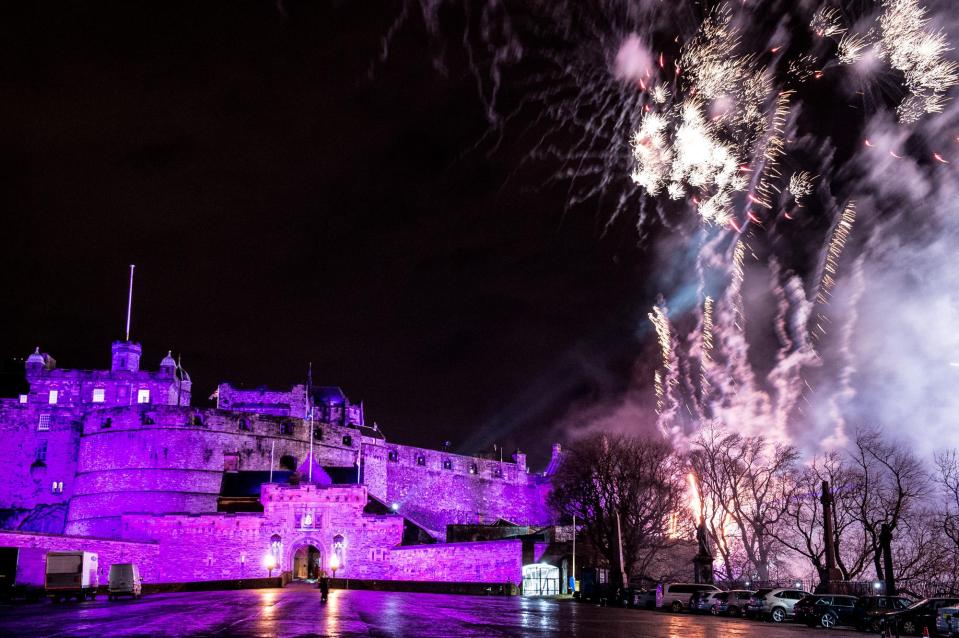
[119,485,406,583]
[0,404,79,532]
[66,406,358,537]
[0,530,160,584]
[361,443,554,538]
[387,539,524,584]
[62,404,552,541]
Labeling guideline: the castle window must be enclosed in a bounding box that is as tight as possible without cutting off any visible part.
[443,459,452,470]
[416,456,426,466]
[48,390,58,405]
[313,427,322,441]
[102,417,112,429]
[38,415,51,431]
[19,394,27,404]
[493,467,503,478]
[238,418,251,432]
[342,435,352,447]
[92,388,105,403]
[468,463,477,474]
[388,450,399,462]
[191,415,204,426]
[36,441,47,462]
[51,481,64,494]
[280,422,294,436]
[137,389,151,404]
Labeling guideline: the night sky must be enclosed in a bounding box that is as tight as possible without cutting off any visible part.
[0,1,656,466]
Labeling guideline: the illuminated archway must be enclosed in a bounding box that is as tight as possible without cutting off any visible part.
[292,545,322,581]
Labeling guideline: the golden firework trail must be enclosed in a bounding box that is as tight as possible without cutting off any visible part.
[817,201,857,305]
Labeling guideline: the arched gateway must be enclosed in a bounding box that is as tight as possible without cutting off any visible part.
[288,537,324,581]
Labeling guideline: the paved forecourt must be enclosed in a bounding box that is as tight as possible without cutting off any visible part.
[0,586,867,638]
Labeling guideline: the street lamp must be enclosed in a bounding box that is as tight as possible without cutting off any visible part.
[264,553,277,578]
[329,554,339,578]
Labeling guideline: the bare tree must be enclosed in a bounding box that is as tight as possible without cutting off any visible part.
[775,452,872,582]
[691,426,798,581]
[548,433,686,589]
[849,428,930,582]
[935,450,959,553]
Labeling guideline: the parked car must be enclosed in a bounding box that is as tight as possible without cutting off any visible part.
[689,589,724,614]
[656,582,722,612]
[849,595,912,632]
[936,607,959,637]
[793,594,859,629]
[743,588,774,618]
[744,588,810,622]
[108,563,142,601]
[45,551,99,602]
[880,598,959,636]
[711,590,756,617]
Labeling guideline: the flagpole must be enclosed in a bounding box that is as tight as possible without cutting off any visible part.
[176,353,182,406]
[308,363,313,484]
[269,440,275,484]
[125,265,135,341]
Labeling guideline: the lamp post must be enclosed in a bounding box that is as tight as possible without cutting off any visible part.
[329,554,339,579]
[264,553,277,579]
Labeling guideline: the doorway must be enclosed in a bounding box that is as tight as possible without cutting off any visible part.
[292,545,322,581]
[522,563,560,596]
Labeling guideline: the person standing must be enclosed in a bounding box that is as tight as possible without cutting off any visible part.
[318,571,330,603]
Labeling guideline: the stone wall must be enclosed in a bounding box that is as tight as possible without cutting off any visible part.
[216,383,306,418]
[387,539,524,584]
[119,484,406,583]
[362,442,554,538]
[65,406,360,537]
[0,404,79,530]
[0,530,160,584]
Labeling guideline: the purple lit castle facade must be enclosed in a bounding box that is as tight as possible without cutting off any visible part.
[0,339,559,588]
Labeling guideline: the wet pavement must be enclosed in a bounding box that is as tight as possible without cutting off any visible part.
[0,584,868,637]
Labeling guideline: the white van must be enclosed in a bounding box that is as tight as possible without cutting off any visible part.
[656,582,721,612]
[108,563,142,600]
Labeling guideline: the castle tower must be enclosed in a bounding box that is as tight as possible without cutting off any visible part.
[159,351,176,375]
[111,341,142,373]
[25,347,45,375]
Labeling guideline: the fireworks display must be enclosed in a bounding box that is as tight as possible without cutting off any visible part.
[382,0,959,456]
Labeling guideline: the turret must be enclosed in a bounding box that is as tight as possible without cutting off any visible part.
[159,351,176,375]
[26,347,45,375]
[111,341,141,373]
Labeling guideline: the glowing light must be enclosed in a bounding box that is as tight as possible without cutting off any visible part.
[837,31,872,65]
[879,0,959,123]
[810,6,846,38]
[788,171,816,203]
[933,152,949,163]
[817,201,857,305]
